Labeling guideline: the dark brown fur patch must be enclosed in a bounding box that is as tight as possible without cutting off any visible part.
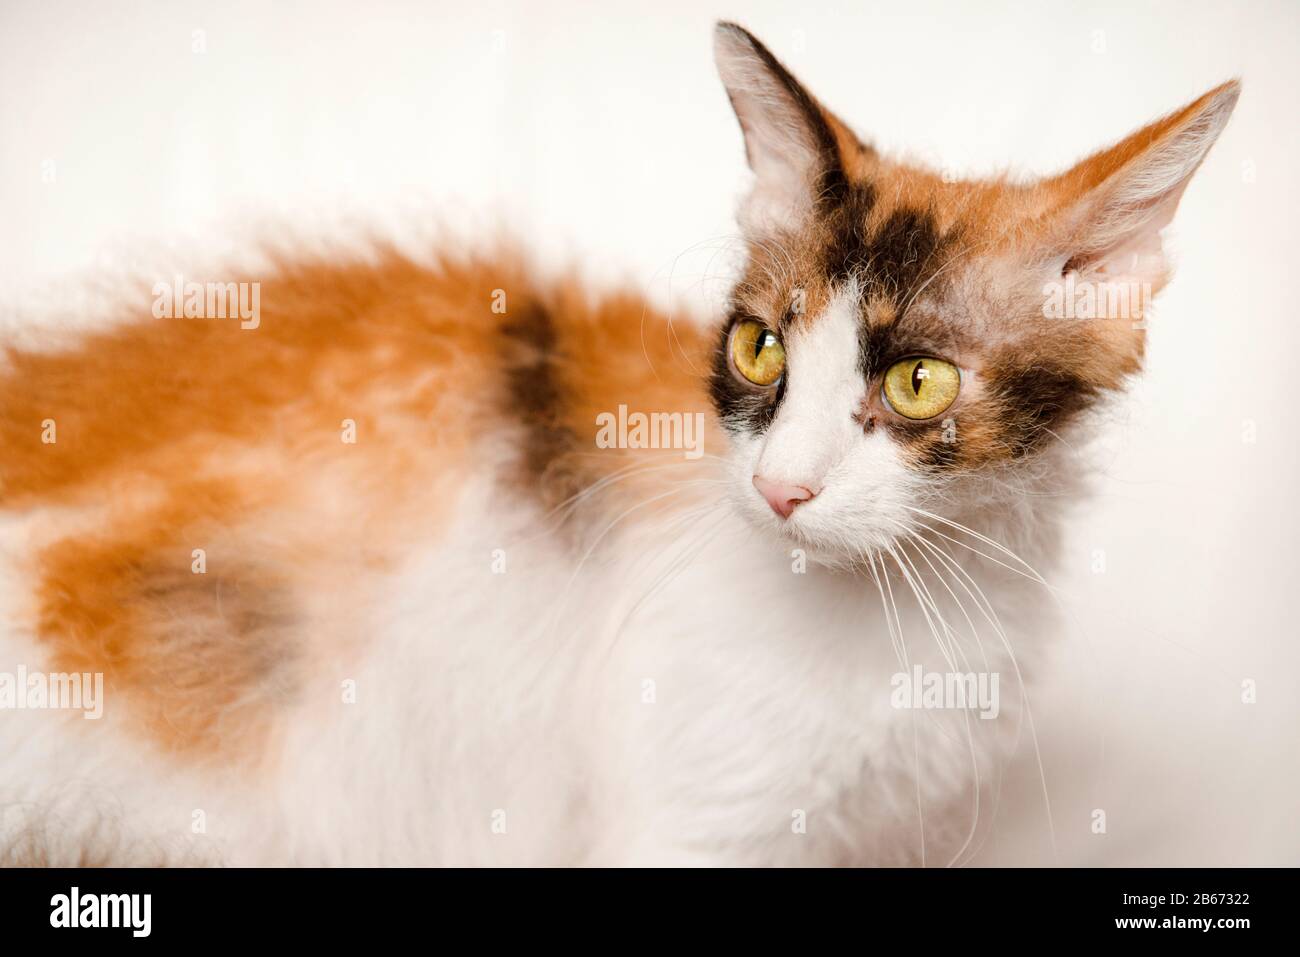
[499,301,581,498]
[493,279,720,515]
[720,24,851,207]
[824,195,954,309]
[986,361,1097,456]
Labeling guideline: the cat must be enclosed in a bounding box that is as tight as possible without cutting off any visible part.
[0,22,1237,866]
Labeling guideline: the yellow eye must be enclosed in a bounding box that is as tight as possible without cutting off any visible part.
[729,319,786,387]
[882,357,961,420]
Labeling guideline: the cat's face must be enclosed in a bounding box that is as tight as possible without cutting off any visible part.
[709,22,1237,564]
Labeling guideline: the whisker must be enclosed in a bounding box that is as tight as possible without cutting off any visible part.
[900,504,1051,586]
[896,534,988,869]
[910,532,1059,862]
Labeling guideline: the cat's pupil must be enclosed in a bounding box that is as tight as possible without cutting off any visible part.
[911,361,926,395]
[755,331,772,358]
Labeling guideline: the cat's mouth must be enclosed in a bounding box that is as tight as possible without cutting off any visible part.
[739,490,900,566]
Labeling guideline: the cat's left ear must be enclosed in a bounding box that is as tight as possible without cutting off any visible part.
[713,22,862,234]
[1042,80,1240,295]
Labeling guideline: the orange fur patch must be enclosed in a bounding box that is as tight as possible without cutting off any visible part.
[6,246,714,758]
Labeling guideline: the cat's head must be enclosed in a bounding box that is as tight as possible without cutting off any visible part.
[708,22,1237,563]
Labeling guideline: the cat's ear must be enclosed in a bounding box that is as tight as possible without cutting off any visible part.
[713,22,858,234]
[1041,80,1240,297]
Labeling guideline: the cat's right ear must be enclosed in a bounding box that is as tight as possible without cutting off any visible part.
[713,22,855,234]
[1038,80,1240,297]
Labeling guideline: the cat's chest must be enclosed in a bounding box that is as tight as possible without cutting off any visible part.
[288,496,1053,863]
[577,514,1046,861]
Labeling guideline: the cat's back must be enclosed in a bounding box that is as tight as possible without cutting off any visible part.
[0,245,717,863]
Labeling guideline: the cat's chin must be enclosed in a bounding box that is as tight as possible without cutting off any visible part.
[793,541,875,571]
[740,510,895,571]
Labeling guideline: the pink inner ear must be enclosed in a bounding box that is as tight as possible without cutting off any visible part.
[1046,81,1239,292]
[1062,174,1191,285]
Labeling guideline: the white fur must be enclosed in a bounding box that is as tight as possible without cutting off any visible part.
[0,492,1061,865]
[741,286,925,559]
[0,289,1071,867]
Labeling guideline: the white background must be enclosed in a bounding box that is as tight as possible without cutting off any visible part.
[3,0,1297,864]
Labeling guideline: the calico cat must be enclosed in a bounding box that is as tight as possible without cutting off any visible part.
[0,23,1237,865]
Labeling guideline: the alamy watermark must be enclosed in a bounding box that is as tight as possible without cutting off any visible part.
[50,887,150,937]
[595,404,705,460]
[1042,274,1151,321]
[0,666,104,719]
[890,664,999,719]
[152,274,260,329]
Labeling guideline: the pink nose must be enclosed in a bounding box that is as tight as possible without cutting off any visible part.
[752,475,817,519]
